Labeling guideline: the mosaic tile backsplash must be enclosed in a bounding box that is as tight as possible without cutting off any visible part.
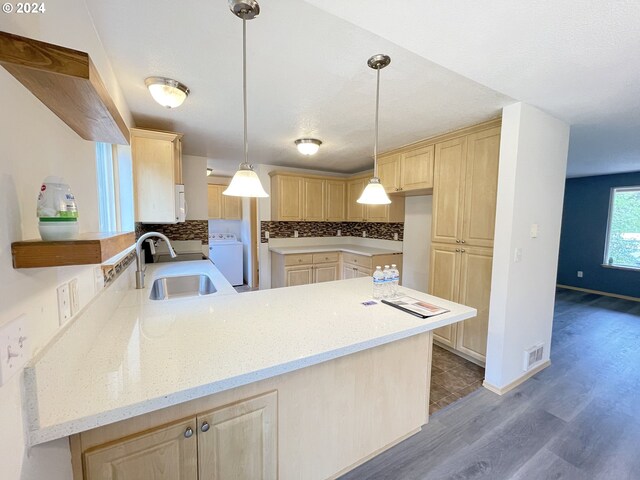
[261,221,404,243]
[136,220,209,244]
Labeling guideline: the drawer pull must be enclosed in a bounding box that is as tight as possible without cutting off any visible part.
[184,427,194,438]
[201,422,210,433]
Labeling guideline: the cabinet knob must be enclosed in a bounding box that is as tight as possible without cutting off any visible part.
[456,249,460,252]
[184,427,194,438]
[461,249,466,253]
[456,239,460,243]
[201,422,210,433]
[461,240,466,244]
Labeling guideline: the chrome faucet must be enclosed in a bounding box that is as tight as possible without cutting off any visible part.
[135,232,177,289]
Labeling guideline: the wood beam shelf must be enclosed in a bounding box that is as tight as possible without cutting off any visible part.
[11,232,135,269]
[0,30,129,145]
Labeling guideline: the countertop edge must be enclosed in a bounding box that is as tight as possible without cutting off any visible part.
[269,245,403,256]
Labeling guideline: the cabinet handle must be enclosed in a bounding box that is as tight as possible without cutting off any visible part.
[184,427,194,438]
[461,249,466,253]
[201,422,210,433]
[456,249,460,252]
[456,239,460,243]
[461,240,466,244]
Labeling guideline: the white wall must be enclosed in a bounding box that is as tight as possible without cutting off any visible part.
[182,155,208,220]
[0,4,132,479]
[485,102,570,390]
[401,196,432,292]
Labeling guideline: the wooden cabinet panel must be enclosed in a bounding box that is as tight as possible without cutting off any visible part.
[462,127,501,248]
[355,267,372,278]
[365,203,389,223]
[346,178,366,222]
[197,392,277,480]
[429,244,461,348]
[284,254,314,266]
[456,247,493,362]
[342,264,356,279]
[432,137,467,244]
[326,180,346,221]
[312,252,339,264]
[285,265,314,286]
[401,145,434,191]
[342,253,373,269]
[84,417,197,480]
[272,175,303,221]
[303,177,326,221]
[377,154,401,193]
[314,263,339,283]
[222,194,242,220]
[207,185,223,219]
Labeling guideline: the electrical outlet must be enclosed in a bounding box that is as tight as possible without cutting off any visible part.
[293,230,298,238]
[514,248,522,263]
[577,271,583,278]
[264,231,269,239]
[69,278,80,316]
[530,223,539,238]
[362,231,367,238]
[94,266,104,294]
[57,283,71,326]
[393,233,399,241]
[337,229,341,237]
[0,314,30,386]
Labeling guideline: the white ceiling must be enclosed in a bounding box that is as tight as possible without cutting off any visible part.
[304,0,640,177]
[85,0,512,174]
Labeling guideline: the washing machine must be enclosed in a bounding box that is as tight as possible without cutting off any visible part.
[209,233,244,286]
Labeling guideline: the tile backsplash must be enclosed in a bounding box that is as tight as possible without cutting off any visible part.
[136,220,209,244]
[261,221,404,243]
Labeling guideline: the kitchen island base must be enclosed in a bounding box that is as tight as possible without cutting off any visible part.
[71,332,432,480]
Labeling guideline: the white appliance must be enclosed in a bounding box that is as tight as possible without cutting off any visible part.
[209,233,243,286]
[175,184,186,223]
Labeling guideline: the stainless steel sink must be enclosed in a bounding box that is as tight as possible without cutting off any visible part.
[149,274,216,300]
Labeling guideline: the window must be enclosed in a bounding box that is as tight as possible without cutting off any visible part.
[604,186,640,269]
[96,143,135,233]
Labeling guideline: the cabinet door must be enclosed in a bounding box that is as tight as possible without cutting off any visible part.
[342,265,356,279]
[207,185,222,219]
[198,392,277,480]
[429,243,461,348]
[365,203,389,223]
[355,267,372,278]
[84,417,197,480]
[346,178,366,222]
[132,136,177,223]
[456,247,493,363]
[462,127,501,247]
[285,265,313,286]
[303,177,326,221]
[222,194,242,220]
[326,180,346,221]
[377,154,401,193]
[314,263,339,283]
[274,175,303,221]
[400,145,434,191]
[432,137,467,244]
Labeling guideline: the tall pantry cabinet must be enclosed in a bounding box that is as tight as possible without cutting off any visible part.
[429,125,501,364]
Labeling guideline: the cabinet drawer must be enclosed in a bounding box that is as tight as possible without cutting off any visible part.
[342,253,373,269]
[284,254,313,266]
[312,252,339,264]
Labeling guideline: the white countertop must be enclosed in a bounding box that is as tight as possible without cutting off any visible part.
[26,261,475,445]
[269,243,402,256]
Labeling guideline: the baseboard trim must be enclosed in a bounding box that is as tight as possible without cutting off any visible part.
[556,284,640,303]
[483,360,551,395]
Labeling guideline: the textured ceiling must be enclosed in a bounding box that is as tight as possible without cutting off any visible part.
[85,0,511,173]
[304,0,640,177]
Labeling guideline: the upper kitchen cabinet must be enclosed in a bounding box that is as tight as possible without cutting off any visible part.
[270,173,303,221]
[208,185,242,220]
[346,175,405,223]
[346,177,366,222]
[325,180,346,221]
[302,177,326,222]
[378,146,434,195]
[131,128,184,224]
[432,125,500,247]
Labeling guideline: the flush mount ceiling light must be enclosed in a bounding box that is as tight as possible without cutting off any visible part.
[207,168,214,176]
[295,138,322,156]
[145,77,190,109]
[357,54,392,205]
[224,0,268,198]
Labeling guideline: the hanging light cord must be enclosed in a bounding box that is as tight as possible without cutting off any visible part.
[242,16,249,167]
[374,66,381,178]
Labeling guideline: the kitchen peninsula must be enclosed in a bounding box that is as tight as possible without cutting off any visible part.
[25,260,475,480]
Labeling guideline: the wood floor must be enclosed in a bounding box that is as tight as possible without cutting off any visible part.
[340,288,640,479]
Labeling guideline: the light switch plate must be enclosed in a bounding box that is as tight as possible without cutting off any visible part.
[57,283,71,326]
[0,314,30,386]
[530,223,539,238]
[69,278,79,316]
[514,248,522,263]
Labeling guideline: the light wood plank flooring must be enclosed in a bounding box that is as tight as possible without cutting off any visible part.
[340,288,640,479]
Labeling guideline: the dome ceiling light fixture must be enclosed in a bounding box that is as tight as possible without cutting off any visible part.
[144,77,190,109]
[223,0,269,198]
[295,138,322,156]
[357,54,392,205]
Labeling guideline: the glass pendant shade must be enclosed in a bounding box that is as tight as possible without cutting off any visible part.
[357,178,391,204]
[145,78,189,108]
[223,164,268,197]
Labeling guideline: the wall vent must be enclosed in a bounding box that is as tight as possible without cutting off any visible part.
[523,344,544,371]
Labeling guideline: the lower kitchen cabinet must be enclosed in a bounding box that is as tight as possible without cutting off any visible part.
[82,393,277,480]
[272,252,340,288]
[429,243,492,364]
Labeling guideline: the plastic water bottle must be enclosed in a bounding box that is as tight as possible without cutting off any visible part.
[372,266,385,299]
[390,264,400,297]
[383,265,392,298]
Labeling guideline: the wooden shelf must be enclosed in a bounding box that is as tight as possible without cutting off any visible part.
[11,232,135,269]
[0,31,129,145]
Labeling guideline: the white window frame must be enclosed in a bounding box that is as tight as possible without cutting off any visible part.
[96,143,134,233]
[603,185,640,271]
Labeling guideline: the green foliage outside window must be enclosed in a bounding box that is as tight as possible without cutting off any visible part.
[606,188,640,268]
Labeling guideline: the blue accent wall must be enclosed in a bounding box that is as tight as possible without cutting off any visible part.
[557,171,640,298]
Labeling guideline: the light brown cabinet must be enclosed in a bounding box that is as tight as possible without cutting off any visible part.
[208,184,242,220]
[345,176,405,223]
[83,393,277,480]
[303,177,326,221]
[270,174,304,221]
[378,145,434,195]
[326,180,346,221]
[271,252,340,288]
[131,128,184,224]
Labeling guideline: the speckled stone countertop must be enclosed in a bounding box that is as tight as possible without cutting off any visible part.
[25,260,475,446]
[269,244,402,256]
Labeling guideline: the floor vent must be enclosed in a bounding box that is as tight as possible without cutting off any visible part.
[524,344,544,371]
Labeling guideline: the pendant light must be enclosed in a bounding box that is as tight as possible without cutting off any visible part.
[224,0,269,198]
[357,54,392,205]
[145,77,190,108]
